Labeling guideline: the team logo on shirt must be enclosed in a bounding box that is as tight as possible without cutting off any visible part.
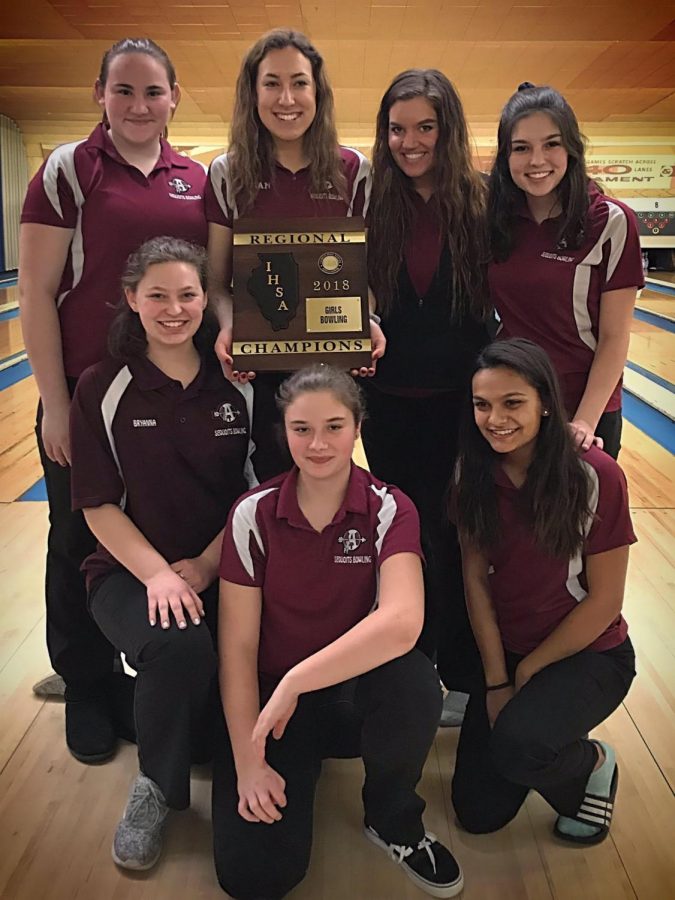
[339,529,367,553]
[214,402,240,423]
[310,180,342,202]
[168,177,191,193]
[335,529,371,564]
[167,177,202,201]
[213,402,246,437]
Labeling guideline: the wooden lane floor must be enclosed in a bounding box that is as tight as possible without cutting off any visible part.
[0,321,673,899]
[0,431,672,899]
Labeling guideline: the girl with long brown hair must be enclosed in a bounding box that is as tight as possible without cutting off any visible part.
[363,69,490,714]
[205,28,384,380]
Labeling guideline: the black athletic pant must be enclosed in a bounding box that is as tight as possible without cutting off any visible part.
[90,569,218,809]
[452,638,635,833]
[595,409,622,460]
[35,390,115,697]
[212,650,442,900]
[361,384,481,693]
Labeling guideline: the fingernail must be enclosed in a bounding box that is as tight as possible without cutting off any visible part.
[193,617,201,625]
[179,621,187,629]
[162,620,169,629]
[149,619,156,626]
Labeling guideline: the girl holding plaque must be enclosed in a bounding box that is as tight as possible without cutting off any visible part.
[205,28,385,382]
[363,70,490,718]
[213,365,463,899]
[19,37,207,763]
[451,338,635,845]
[487,83,643,459]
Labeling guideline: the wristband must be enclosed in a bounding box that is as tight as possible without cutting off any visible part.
[485,681,512,692]
[368,312,381,325]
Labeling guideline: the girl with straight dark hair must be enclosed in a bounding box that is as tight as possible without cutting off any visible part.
[452,338,636,845]
[488,83,644,458]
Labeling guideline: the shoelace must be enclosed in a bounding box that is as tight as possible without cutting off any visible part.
[387,832,438,876]
[124,779,166,829]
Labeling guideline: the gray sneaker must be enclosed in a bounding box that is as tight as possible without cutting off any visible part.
[112,773,169,870]
[32,673,66,698]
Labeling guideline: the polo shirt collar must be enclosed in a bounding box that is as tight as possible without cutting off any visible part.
[276,462,370,530]
[89,123,188,172]
[126,354,208,393]
[493,461,519,490]
[273,159,310,177]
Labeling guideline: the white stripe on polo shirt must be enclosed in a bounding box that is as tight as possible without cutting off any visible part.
[344,146,371,218]
[371,484,398,555]
[572,201,629,352]
[209,153,238,222]
[41,140,87,309]
[565,461,600,602]
[231,381,259,489]
[231,487,279,580]
[100,365,133,511]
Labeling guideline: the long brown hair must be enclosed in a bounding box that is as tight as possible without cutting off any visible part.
[369,69,488,320]
[228,29,346,214]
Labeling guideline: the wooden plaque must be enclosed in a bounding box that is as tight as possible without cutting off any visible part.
[232,216,371,372]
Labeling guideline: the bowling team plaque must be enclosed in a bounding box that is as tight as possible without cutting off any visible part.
[232,216,371,372]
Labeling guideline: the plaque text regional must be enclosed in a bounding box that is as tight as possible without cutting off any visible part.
[232,216,371,372]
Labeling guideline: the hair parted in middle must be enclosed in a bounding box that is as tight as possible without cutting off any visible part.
[228,29,346,215]
[454,338,593,560]
[108,236,217,359]
[368,68,488,321]
[277,364,366,427]
[489,83,590,261]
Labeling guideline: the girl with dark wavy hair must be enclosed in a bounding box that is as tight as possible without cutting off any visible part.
[205,28,384,380]
[488,83,644,458]
[452,338,636,847]
[363,69,490,717]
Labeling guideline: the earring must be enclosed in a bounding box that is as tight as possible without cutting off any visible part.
[542,409,550,416]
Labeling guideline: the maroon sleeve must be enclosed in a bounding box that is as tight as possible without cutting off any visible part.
[377,487,424,567]
[70,366,125,511]
[21,156,79,228]
[219,492,269,586]
[585,454,637,556]
[205,154,234,228]
[603,199,645,292]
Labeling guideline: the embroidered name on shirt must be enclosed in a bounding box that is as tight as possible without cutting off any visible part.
[214,427,247,437]
[334,554,373,565]
[541,251,574,263]
[133,418,157,427]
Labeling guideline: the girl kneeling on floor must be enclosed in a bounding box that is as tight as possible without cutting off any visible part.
[213,365,463,899]
[452,337,636,844]
[69,237,263,870]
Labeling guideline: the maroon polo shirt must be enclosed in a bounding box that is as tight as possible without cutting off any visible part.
[70,354,260,588]
[205,146,370,227]
[404,191,443,299]
[21,124,207,378]
[220,463,422,679]
[488,184,644,416]
[488,445,635,655]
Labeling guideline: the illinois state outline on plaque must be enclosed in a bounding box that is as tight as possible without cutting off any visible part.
[246,253,300,331]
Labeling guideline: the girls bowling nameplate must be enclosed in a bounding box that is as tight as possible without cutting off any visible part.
[232,216,371,371]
